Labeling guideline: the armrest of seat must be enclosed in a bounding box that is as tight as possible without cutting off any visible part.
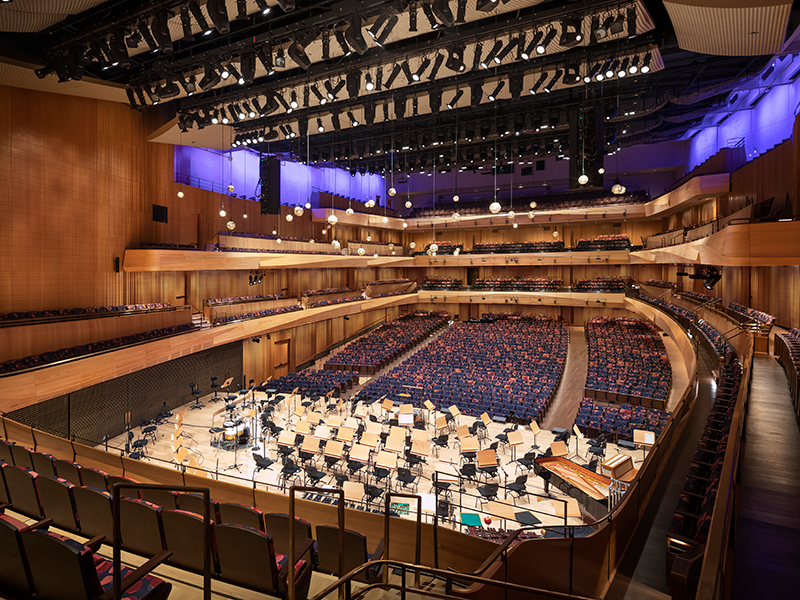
[98,550,173,600]
[85,535,106,553]
[370,537,385,561]
[28,518,53,530]
[277,538,316,580]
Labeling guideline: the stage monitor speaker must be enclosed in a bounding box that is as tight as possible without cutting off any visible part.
[260,156,281,215]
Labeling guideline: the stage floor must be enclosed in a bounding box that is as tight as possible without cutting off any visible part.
[104,389,642,535]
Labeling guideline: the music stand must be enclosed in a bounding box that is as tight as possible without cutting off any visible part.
[569,425,584,460]
[530,420,541,450]
[224,423,243,473]
[632,429,655,464]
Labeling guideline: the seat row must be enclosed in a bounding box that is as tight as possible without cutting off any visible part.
[472,277,563,292]
[695,320,735,364]
[303,286,355,297]
[205,293,284,306]
[308,296,363,309]
[668,361,742,551]
[0,441,384,599]
[359,319,568,423]
[645,279,677,289]
[573,277,626,293]
[574,398,671,442]
[325,314,448,372]
[0,323,195,375]
[775,328,800,419]
[214,304,303,325]
[270,369,359,397]
[468,241,565,254]
[216,245,341,255]
[727,302,775,325]
[679,290,720,305]
[585,317,672,402]
[573,235,631,251]
[420,276,463,290]
[0,302,171,322]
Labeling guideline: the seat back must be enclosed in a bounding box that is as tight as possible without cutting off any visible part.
[0,513,34,598]
[10,445,34,470]
[108,475,140,499]
[141,488,179,509]
[219,501,264,531]
[80,467,109,492]
[162,509,219,574]
[0,460,9,505]
[176,492,219,522]
[73,486,114,541]
[37,476,80,532]
[120,498,165,556]
[316,525,370,582]
[2,464,43,518]
[31,452,57,477]
[22,528,104,600]
[53,459,83,487]
[216,524,281,595]
[0,439,14,464]
[264,512,314,557]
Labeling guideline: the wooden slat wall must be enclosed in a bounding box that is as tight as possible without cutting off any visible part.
[0,310,189,363]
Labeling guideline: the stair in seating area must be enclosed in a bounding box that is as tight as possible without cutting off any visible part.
[192,313,212,330]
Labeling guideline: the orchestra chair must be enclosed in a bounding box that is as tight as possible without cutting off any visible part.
[216,524,314,600]
[73,486,114,541]
[315,525,385,583]
[22,528,172,600]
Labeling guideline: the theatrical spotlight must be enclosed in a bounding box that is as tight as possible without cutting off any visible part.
[446,44,466,72]
[447,88,463,109]
[704,267,722,290]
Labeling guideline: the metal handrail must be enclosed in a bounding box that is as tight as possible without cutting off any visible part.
[384,492,423,587]
[111,482,212,600]
[289,486,346,600]
[308,557,598,600]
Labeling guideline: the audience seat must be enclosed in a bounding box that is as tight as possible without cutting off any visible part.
[161,509,219,575]
[316,525,384,583]
[37,476,81,533]
[218,502,264,531]
[2,464,44,518]
[73,486,114,541]
[120,498,166,557]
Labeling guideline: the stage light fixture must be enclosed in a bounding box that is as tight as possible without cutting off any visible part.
[543,70,562,93]
[476,0,499,12]
[529,72,547,94]
[432,0,455,27]
[289,90,298,109]
[375,15,398,46]
[641,53,651,73]
[481,40,502,68]
[447,88,463,109]
[585,63,601,83]
[188,1,213,35]
[108,29,130,66]
[401,61,414,84]
[345,17,368,55]
[523,31,543,59]
[618,57,630,78]
[277,0,295,12]
[207,0,231,34]
[364,102,376,125]
[538,29,556,54]
[276,94,291,113]
[179,6,193,39]
[422,2,440,29]
[288,39,311,70]
[591,16,606,42]
[335,29,352,56]
[428,53,444,80]
[243,101,256,118]
[471,81,483,106]
[394,94,407,119]
[496,38,516,64]
[444,45,466,73]
[488,81,504,101]
[509,73,523,98]
[255,0,271,15]
[137,21,158,52]
[429,88,442,113]
[629,56,640,74]
[240,52,256,84]
[316,117,325,132]
[610,13,625,34]
[226,63,243,84]
[347,111,359,126]
[605,59,619,79]
[342,72,359,101]
[332,111,341,131]
[368,13,388,38]
[311,85,326,104]
[255,46,274,75]
[365,72,375,90]
[559,17,583,46]
[199,62,220,90]
[413,57,431,81]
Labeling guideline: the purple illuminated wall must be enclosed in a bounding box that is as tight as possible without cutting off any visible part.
[174,146,385,205]
[688,76,800,170]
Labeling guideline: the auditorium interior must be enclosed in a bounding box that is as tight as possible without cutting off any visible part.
[2,1,800,599]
